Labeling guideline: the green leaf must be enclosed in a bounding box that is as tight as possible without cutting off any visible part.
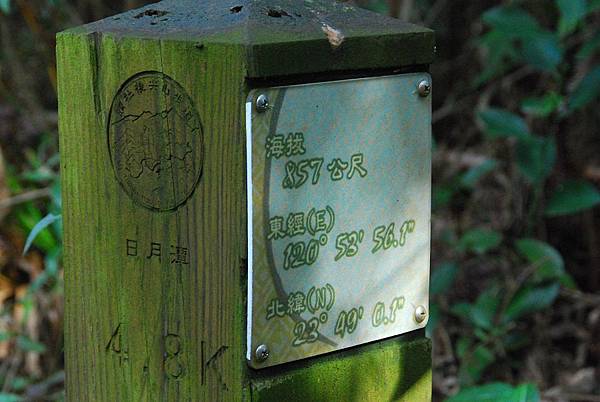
[545,180,600,216]
[514,384,541,402]
[459,159,498,188]
[431,262,458,295]
[590,0,600,12]
[0,394,23,402]
[23,213,62,255]
[45,247,61,278]
[569,66,600,111]
[10,377,30,392]
[458,228,503,255]
[504,283,560,322]
[450,302,472,319]
[22,168,56,183]
[447,382,540,402]
[516,135,556,184]
[15,204,57,253]
[458,345,495,385]
[426,303,440,337]
[450,288,501,330]
[503,331,532,351]
[478,108,530,139]
[16,335,46,353]
[472,286,502,330]
[521,31,563,72]
[482,7,541,38]
[576,33,600,60]
[521,92,563,117]
[433,185,456,209]
[51,177,62,210]
[474,31,518,86]
[557,0,588,36]
[0,0,10,14]
[455,336,471,359]
[516,238,574,286]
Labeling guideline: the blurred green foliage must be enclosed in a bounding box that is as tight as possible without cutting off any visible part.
[428,0,600,400]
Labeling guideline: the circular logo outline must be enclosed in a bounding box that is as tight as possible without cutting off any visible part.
[107,71,204,212]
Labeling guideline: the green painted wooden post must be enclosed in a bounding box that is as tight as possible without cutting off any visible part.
[57,1,434,400]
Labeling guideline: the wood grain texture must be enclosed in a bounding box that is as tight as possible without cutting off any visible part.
[58,32,247,401]
[57,1,433,400]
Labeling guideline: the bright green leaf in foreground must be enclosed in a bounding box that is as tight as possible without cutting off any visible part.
[15,204,57,254]
[479,108,530,139]
[447,382,540,402]
[23,213,62,255]
[545,180,600,216]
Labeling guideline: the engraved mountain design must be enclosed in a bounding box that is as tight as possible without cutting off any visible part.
[115,109,195,181]
[108,71,204,212]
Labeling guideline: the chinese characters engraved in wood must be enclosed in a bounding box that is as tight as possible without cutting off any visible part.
[108,71,204,212]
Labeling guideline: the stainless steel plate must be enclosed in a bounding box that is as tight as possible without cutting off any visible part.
[246,74,432,369]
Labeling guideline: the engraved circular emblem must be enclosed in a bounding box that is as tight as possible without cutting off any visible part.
[108,71,203,212]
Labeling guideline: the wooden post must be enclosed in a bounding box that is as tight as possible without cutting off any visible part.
[57,1,435,400]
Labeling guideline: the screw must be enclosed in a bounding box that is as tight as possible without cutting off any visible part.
[417,79,431,97]
[414,305,427,323]
[255,344,270,362]
[256,94,269,112]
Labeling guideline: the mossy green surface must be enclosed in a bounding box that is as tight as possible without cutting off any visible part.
[249,336,432,402]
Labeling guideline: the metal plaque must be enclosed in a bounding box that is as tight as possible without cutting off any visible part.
[246,74,431,369]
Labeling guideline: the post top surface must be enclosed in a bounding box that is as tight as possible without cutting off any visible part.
[65,0,435,78]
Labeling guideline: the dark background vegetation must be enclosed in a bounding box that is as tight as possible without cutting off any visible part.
[0,0,599,401]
